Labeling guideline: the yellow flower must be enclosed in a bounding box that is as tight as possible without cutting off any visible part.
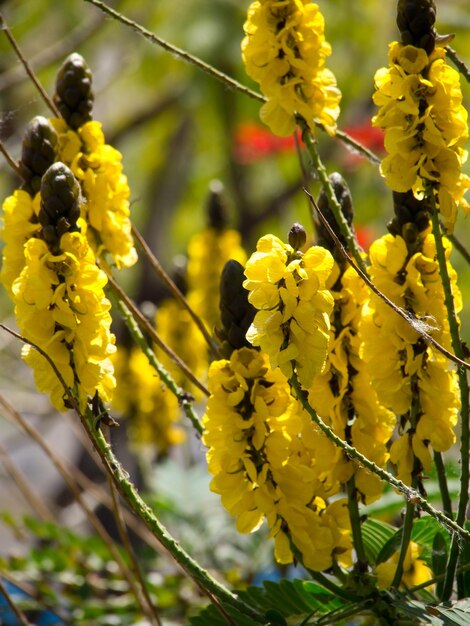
[242,0,341,136]
[375,541,433,590]
[0,190,41,296]
[372,42,469,229]
[244,234,334,388]
[50,118,137,268]
[12,230,115,411]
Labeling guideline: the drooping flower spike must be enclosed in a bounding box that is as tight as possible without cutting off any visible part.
[243,224,334,388]
[242,0,341,136]
[372,0,469,230]
[50,53,137,268]
[12,163,115,412]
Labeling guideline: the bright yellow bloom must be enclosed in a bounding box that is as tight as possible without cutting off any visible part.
[186,227,246,333]
[361,232,461,484]
[310,264,395,503]
[242,0,341,136]
[203,347,352,571]
[1,190,41,296]
[373,42,469,229]
[112,346,185,453]
[375,540,433,590]
[243,234,334,388]
[12,228,115,411]
[50,118,137,268]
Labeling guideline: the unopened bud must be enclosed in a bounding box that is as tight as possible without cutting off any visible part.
[54,53,94,129]
[288,223,307,251]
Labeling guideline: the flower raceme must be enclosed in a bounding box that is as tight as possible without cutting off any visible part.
[243,230,334,388]
[9,163,116,412]
[242,0,341,136]
[202,347,352,572]
[372,41,469,229]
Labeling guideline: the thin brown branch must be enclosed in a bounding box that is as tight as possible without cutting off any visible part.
[107,473,162,626]
[0,440,55,522]
[131,223,221,358]
[304,189,470,370]
[0,139,21,176]
[0,14,60,117]
[104,270,210,396]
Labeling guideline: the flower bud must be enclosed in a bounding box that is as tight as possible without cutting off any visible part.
[54,53,94,129]
[288,223,307,251]
[19,116,58,195]
[39,162,81,252]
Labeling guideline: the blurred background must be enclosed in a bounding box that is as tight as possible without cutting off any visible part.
[0,0,468,623]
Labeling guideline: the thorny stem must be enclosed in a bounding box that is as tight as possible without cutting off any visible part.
[305,191,470,372]
[0,13,60,117]
[79,407,264,623]
[0,326,260,622]
[301,124,368,274]
[112,295,204,436]
[289,373,470,542]
[131,223,221,358]
[0,393,153,618]
[105,270,209,398]
[82,0,381,167]
[430,206,470,600]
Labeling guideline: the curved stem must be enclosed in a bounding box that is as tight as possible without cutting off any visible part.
[301,124,368,274]
[289,373,470,542]
[113,296,204,436]
[80,407,264,623]
[430,207,470,600]
[433,452,453,519]
[445,46,470,83]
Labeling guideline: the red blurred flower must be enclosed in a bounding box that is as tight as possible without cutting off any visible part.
[233,123,301,163]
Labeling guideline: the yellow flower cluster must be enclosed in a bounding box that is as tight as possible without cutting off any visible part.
[310,265,395,503]
[243,234,334,388]
[373,42,470,229]
[361,233,461,484]
[242,0,341,136]
[186,227,246,333]
[0,190,41,296]
[12,228,116,412]
[112,346,185,453]
[203,347,352,571]
[50,118,137,268]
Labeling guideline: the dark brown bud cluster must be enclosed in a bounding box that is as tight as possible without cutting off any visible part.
[216,259,256,358]
[19,116,58,196]
[315,172,355,257]
[207,180,230,231]
[53,53,94,130]
[389,191,431,251]
[396,0,436,53]
[39,162,81,254]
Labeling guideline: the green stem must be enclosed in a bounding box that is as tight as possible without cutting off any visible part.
[391,494,416,589]
[430,207,470,600]
[308,571,358,602]
[433,452,453,519]
[113,296,204,436]
[346,477,367,567]
[80,408,264,623]
[300,124,368,274]
[289,373,470,542]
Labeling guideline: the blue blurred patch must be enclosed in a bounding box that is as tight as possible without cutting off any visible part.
[0,579,66,625]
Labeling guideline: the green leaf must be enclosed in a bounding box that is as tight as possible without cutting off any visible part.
[433,532,448,598]
[189,579,345,626]
[361,518,396,563]
[412,517,451,566]
[460,521,470,597]
[425,598,470,625]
